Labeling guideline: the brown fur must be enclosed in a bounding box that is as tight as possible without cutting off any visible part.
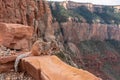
[14,40,60,72]
[31,40,60,56]
[31,40,48,56]
[31,40,59,56]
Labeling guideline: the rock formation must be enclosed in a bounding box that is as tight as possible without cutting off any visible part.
[52,22,120,80]
[0,0,55,41]
[20,56,101,80]
[0,23,33,51]
[53,22,120,42]
[0,0,114,80]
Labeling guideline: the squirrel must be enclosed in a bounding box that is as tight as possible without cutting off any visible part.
[14,39,60,72]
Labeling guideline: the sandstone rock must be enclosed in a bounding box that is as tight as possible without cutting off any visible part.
[20,57,41,80]
[0,62,14,73]
[0,55,18,64]
[20,56,101,80]
[0,0,55,41]
[52,22,120,80]
[53,22,120,43]
[0,55,17,64]
[0,23,33,51]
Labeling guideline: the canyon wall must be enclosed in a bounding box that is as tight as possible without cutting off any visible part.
[0,1,102,80]
[53,22,120,43]
[50,1,120,80]
[0,0,55,41]
[53,22,120,80]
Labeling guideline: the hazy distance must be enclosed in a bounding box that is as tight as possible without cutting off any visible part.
[47,0,120,5]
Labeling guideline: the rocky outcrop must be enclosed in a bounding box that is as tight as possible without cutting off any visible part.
[0,0,118,80]
[0,22,33,73]
[0,62,14,73]
[0,0,55,41]
[50,2,120,80]
[0,22,32,73]
[20,56,101,80]
[53,22,120,43]
[52,22,120,80]
[0,41,22,73]
[0,23,33,51]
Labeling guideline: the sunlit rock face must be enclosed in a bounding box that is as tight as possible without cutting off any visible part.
[20,56,101,80]
[53,22,120,43]
[0,23,33,51]
[0,0,55,41]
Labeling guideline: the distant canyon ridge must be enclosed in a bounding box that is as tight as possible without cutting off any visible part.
[50,1,120,80]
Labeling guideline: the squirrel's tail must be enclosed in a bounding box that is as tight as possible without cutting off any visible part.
[14,52,31,72]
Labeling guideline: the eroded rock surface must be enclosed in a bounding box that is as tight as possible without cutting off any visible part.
[52,22,120,80]
[0,0,55,41]
[53,22,120,43]
[20,56,101,80]
[0,23,33,51]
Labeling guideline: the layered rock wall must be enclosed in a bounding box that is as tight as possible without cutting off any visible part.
[52,22,120,80]
[0,23,33,51]
[53,22,120,43]
[0,0,55,41]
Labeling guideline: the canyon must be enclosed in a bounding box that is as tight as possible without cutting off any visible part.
[50,1,120,80]
[52,22,120,80]
[0,0,102,80]
[0,0,120,80]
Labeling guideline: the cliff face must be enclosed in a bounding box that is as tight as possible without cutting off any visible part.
[50,1,120,80]
[53,22,120,80]
[0,0,55,41]
[53,22,120,42]
[0,0,119,80]
[0,0,101,80]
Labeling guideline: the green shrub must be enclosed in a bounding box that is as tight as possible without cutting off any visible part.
[50,2,120,24]
[74,6,100,24]
[95,6,120,24]
[50,2,69,23]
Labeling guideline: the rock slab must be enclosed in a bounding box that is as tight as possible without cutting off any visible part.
[0,23,33,51]
[20,56,101,80]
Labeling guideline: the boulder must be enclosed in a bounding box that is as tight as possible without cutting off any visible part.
[0,55,18,64]
[20,56,101,80]
[0,0,55,41]
[0,23,33,51]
